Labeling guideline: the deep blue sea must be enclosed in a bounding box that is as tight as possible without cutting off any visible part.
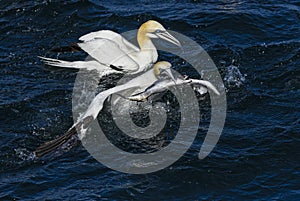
[0,0,299,200]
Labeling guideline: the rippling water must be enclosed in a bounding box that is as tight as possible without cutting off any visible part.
[0,0,299,200]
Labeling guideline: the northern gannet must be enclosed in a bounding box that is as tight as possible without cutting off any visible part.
[39,20,181,77]
[34,62,219,157]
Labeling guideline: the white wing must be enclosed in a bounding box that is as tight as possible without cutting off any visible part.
[128,78,220,101]
[34,68,157,157]
[80,69,156,120]
[78,30,140,71]
[78,39,138,71]
[79,30,139,52]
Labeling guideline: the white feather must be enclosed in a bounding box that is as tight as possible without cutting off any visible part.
[77,38,139,71]
[38,56,121,76]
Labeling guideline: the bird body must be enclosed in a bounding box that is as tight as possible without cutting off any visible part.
[39,20,180,76]
[34,61,219,157]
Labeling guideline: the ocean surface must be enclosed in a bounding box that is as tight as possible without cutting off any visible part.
[0,0,299,200]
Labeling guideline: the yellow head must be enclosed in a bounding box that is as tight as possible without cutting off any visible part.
[138,20,181,48]
[153,61,176,82]
[139,20,165,36]
[153,61,172,77]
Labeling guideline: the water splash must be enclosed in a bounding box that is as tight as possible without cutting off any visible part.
[224,65,246,88]
[14,148,35,161]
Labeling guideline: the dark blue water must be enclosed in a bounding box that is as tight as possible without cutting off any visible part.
[1,0,299,200]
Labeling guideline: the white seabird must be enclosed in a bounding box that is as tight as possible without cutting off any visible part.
[34,61,219,157]
[39,20,181,77]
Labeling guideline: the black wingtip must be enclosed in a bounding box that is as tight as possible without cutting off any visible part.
[109,64,124,72]
[34,127,77,158]
[51,43,82,53]
[34,116,94,158]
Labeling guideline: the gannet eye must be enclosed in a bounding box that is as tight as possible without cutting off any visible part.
[154,30,164,34]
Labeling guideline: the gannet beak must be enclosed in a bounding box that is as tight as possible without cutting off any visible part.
[162,68,177,83]
[157,31,181,47]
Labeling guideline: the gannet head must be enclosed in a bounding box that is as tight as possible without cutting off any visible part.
[139,20,181,47]
[153,61,176,82]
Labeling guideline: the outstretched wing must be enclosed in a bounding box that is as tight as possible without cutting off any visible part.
[128,78,220,101]
[79,30,139,52]
[34,76,143,157]
[78,30,140,72]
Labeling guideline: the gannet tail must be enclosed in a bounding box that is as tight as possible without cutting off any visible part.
[39,56,91,69]
[38,56,123,77]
